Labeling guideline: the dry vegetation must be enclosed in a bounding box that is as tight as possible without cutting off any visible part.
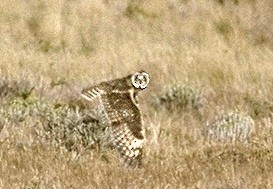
[1,0,273,188]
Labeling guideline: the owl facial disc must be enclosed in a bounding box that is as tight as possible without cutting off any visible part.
[131,71,150,89]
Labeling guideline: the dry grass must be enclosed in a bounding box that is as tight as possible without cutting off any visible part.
[1,0,273,188]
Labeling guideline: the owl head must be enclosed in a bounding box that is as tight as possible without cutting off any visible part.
[131,71,150,89]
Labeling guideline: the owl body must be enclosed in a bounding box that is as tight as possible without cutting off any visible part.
[81,71,149,167]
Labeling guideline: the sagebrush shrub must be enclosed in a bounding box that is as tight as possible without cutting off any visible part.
[203,110,254,143]
[154,84,204,112]
[0,77,34,100]
[0,98,36,124]
[0,97,106,154]
[36,102,106,153]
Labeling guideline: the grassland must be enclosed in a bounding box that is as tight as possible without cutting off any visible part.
[1,0,273,188]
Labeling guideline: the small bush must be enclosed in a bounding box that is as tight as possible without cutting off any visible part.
[0,77,34,100]
[203,110,254,143]
[0,97,40,128]
[36,102,106,153]
[0,97,107,154]
[154,84,204,112]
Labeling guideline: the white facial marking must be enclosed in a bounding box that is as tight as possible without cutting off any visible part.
[137,75,144,80]
[131,71,150,89]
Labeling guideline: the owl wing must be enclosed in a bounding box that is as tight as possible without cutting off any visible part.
[81,80,122,114]
[81,84,108,120]
[82,85,145,167]
[81,84,106,103]
[100,91,145,167]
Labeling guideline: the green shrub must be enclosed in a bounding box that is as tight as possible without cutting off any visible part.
[0,77,34,100]
[0,98,36,124]
[154,84,204,112]
[203,110,254,143]
[0,97,106,154]
[36,102,106,153]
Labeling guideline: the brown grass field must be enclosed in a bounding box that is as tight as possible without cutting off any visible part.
[1,0,273,188]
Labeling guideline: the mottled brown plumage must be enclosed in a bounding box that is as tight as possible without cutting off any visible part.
[81,71,149,167]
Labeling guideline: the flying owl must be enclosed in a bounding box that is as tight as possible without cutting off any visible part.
[81,71,150,167]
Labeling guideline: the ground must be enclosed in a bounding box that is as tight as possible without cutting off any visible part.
[1,0,273,188]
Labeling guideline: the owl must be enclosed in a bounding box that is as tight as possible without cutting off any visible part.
[81,71,150,167]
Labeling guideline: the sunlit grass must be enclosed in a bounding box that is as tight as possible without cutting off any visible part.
[0,0,273,188]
